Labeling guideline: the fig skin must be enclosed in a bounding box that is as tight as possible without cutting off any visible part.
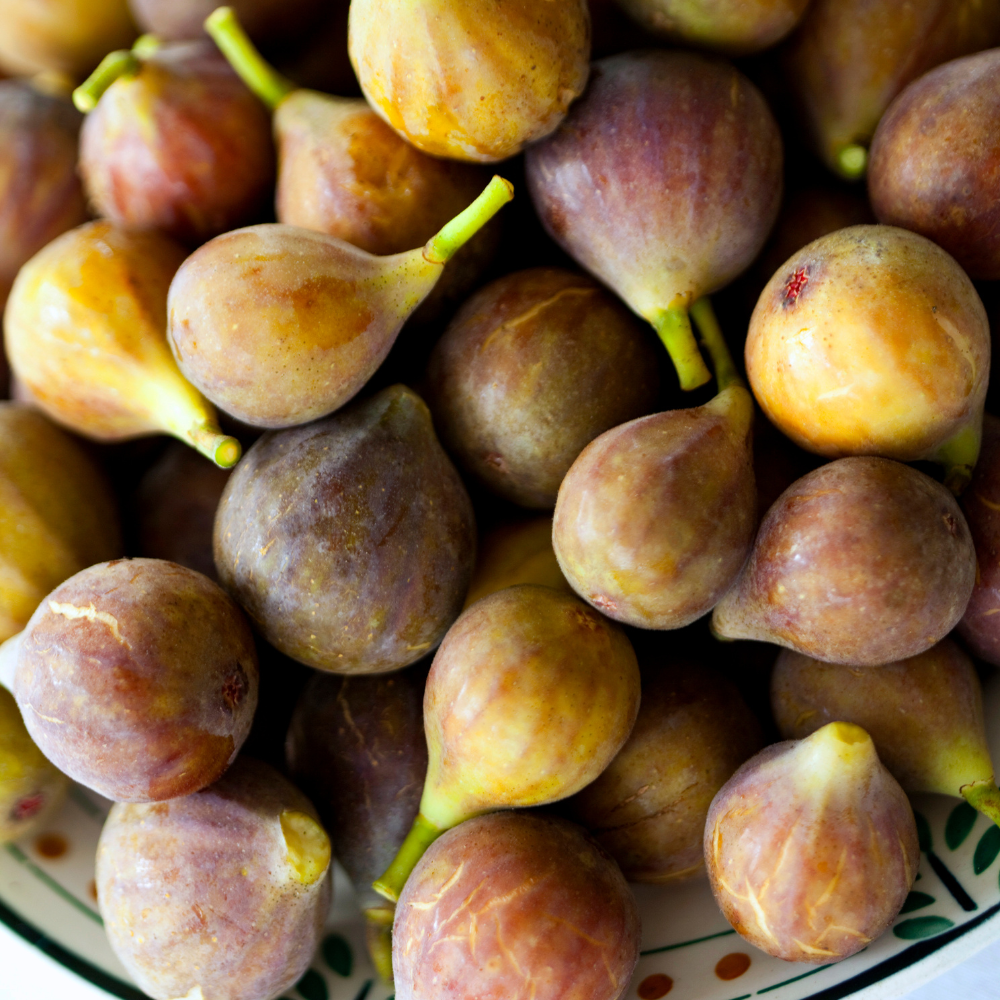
[348,0,591,163]
[745,225,990,483]
[705,723,919,963]
[960,413,1000,664]
[712,457,977,666]
[274,94,499,326]
[393,812,641,1000]
[79,40,276,246]
[0,79,89,313]
[97,757,332,1000]
[615,0,810,54]
[214,385,476,675]
[553,383,756,628]
[425,267,661,508]
[771,640,1000,803]
[525,49,782,386]
[135,442,231,582]
[868,48,1000,281]
[420,585,640,829]
[570,661,763,883]
[781,0,1000,178]
[128,0,325,46]
[0,686,70,845]
[0,403,123,642]
[12,558,259,802]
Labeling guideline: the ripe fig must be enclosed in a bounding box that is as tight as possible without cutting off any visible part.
[394,812,641,1000]
[705,722,919,962]
[13,558,259,802]
[712,457,976,666]
[214,385,476,675]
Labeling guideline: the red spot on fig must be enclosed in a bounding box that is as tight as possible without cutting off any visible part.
[12,793,45,822]
[781,266,810,308]
[638,973,673,998]
[590,594,618,613]
[222,664,248,711]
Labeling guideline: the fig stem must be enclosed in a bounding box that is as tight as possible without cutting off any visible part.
[73,49,140,112]
[423,176,514,264]
[650,305,712,391]
[364,909,395,984]
[690,297,742,393]
[961,778,1000,829]
[204,5,296,110]
[836,144,868,181]
[131,33,163,59]
[373,812,443,903]
[187,424,242,469]
[935,422,980,496]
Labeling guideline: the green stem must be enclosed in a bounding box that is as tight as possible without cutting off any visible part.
[373,813,444,903]
[836,144,868,181]
[690,297,742,392]
[364,908,395,984]
[934,421,981,496]
[650,305,712,391]
[73,49,140,112]
[961,778,1000,828]
[204,6,296,110]
[187,424,242,469]
[423,176,514,264]
[131,33,163,59]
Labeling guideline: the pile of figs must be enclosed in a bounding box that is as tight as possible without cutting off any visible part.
[1,0,1000,998]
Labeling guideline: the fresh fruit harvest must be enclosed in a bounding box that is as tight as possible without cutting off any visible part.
[0,403,122,641]
[705,722,919,962]
[0,0,137,78]
[554,305,756,628]
[0,78,89,313]
[781,0,1000,179]
[868,48,1000,280]
[12,558,259,801]
[393,812,641,1000]
[166,175,512,427]
[348,0,591,162]
[76,37,276,244]
[745,225,990,491]
[425,267,661,508]
[571,660,763,882]
[614,0,810,53]
[97,756,332,1000]
[959,413,1000,664]
[286,668,427,981]
[712,457,977,665]
[526,49,782,390]
[0,686,70,845]
[375,584,640,901]
[4,220,241,467]
[214,385,475,675]
[771,640,1000,827]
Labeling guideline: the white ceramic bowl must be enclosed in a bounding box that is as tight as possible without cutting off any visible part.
[1,668,998,1000]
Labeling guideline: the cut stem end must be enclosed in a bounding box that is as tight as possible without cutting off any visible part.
[961,778,1000,829]
[423,176,514,265]
[73,50,140,112]
[836,144,868,181]
[364,909,395,984]
[373,813,444,903]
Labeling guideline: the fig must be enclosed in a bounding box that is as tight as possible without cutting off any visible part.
[286,667,427,981]
[0,403,122,642]
[129,0,325,46]
[571,660,763,882]
[167,175,512,428]
[214,385,476,675]
[375,585,640,901]
[12,558,259,802]
[712,457,977,666]
[348,0,591,162]
[553,302,756,628]
[75,37,275,245]
[868,48,1000,281]
[705,722,919,962]
[394,812,641,1000]
[97,756,332,1000]
[0,686,69,845]
[526,49,782,390]
[4,220,241,467]
[771,639,1000,828]
[745,225,990,491]
[425,267,661,508]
